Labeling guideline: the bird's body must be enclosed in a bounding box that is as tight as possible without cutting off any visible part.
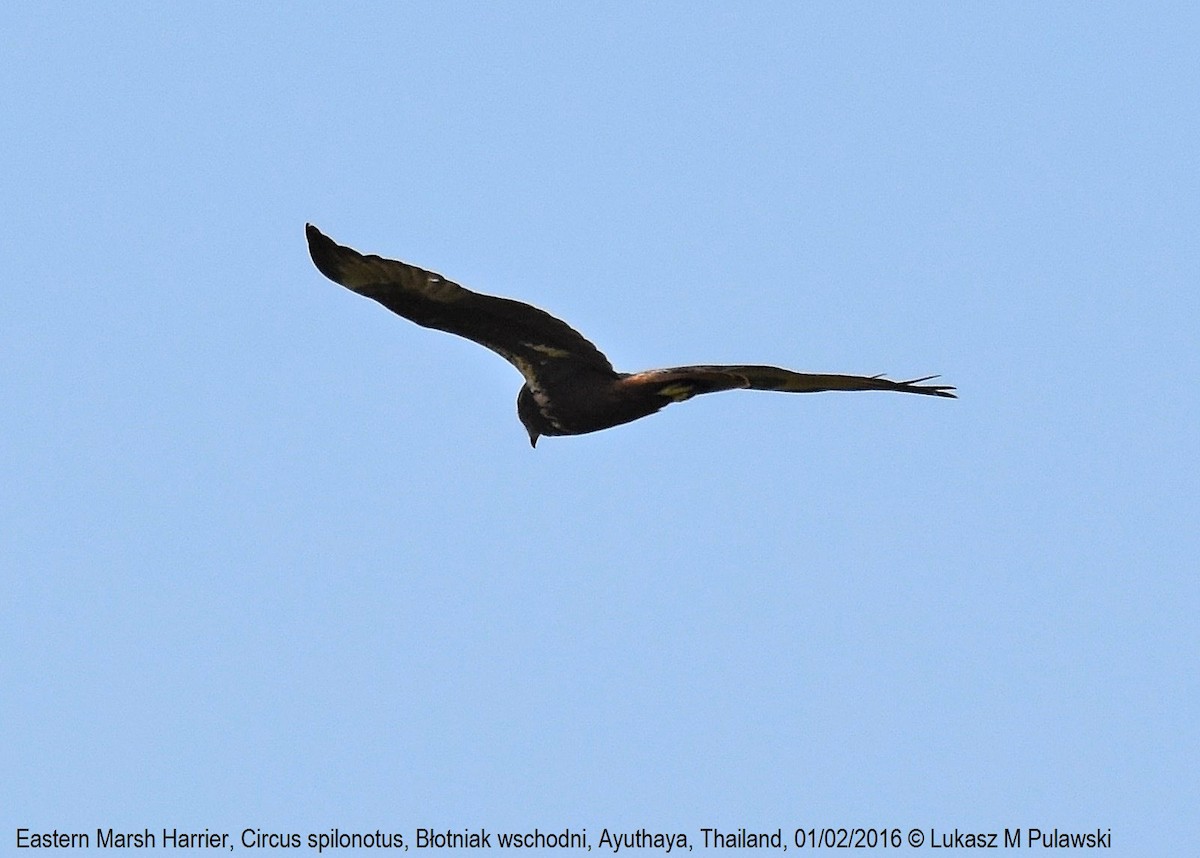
[306,224,954,446]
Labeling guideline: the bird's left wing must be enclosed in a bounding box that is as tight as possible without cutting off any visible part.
[306,225,615,383]
[621,365,956,399]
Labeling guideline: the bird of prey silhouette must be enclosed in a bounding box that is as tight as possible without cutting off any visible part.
[306,224,954,447]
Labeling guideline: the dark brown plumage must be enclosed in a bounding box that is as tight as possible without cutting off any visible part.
[306,224,955,446]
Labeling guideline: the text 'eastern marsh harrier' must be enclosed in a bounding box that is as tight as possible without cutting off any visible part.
[307,224,954,446]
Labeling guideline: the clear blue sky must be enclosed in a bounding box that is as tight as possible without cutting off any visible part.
[3,3,1196,854]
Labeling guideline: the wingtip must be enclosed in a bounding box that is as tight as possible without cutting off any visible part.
[919,383,957,399]
[305,223,344,282]
[898,374,957,399]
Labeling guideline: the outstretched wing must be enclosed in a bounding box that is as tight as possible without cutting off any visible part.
[306,225,614,383]
[620,365,956,400]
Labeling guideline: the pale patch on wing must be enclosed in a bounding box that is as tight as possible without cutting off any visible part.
[515,366,562,429]
[622,368,752,399]
[414,272,466,302]
[521,342,574,358]
[657,382,699,402]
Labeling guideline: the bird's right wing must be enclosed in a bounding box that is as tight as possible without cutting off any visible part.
[306,225,615,383]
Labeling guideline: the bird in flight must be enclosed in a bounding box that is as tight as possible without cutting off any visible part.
[306,224,954,447]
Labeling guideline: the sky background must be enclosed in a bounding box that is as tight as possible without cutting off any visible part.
[3,3,1196,854]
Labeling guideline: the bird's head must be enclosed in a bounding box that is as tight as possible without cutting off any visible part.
[515,385,547,448]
